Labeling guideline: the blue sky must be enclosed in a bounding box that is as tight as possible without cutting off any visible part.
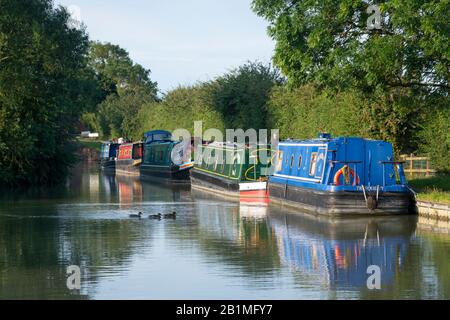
[55,0,275,93]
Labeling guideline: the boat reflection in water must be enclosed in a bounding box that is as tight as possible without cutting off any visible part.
[116,174,142,208]
[192,185,418,291]
[192,188,277,269]
[240,204,268,220]
[106,171,192,209]
[268,207,417,289]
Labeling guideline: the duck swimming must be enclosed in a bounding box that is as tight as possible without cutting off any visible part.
[129,212,143,219]
[163,212,177,219]
[149,213,162,220]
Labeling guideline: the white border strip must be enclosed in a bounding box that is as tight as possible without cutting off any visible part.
[279,143,327,148]
[273,174,321,183]
[239,182,267,191]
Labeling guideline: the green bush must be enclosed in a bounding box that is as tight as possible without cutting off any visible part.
[211,62,284,130]
[81,113,102,136]
[419,107,450,172]
[267,85,372,139]
[133,85,225,140]
[98,92,153,139]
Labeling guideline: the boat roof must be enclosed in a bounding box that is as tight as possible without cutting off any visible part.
[119,142,143,146]
[146,139,179,145]
[279,134,385,145]
[144,130,171,137]
[102,141,120,145]
[204,141,270,150]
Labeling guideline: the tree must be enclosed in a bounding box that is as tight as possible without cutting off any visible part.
[88,42,158,98]
[0,0,93,186]
[418,102,450,172]
[134,85,226,140]
[98,92,152,139]
[267,85,373,140]
[252,0,449,92]
[211,61,284,129]
[252,0,449,153]
[85,42,159,137]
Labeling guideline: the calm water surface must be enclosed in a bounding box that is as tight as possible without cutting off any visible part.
[0,164,449,300]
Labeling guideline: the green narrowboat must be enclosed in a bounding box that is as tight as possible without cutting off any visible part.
[191,142,275,202]
[140,130,193,183]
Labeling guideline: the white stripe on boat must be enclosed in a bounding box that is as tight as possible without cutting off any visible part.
[273,173,321,183]
[279,143,327,148]
[239,181,267,191]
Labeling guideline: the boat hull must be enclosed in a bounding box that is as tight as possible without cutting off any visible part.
[100,159,116,172]
[269,182,414,216]
[140,164,191,184]
[191,169,269,202]
[115,159,141,176]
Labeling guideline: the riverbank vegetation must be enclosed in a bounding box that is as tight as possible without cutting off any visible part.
[0,0,98,186]
[77,138,102,153]
[409,175,450,204]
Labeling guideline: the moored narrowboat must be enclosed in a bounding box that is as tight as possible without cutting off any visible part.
[269,133,415,216]
[115,142,143,176]
[140,130,194,183]
[191,142,275,202]
[100,142,120,172]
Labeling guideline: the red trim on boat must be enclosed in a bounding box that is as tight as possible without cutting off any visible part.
[239,190,270,204]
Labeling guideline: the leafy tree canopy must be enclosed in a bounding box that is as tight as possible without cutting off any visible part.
[88,41,158,99]
[252,0,449,94]
[0,0,93,185]
[85,42,159,138]
[252,0,449,157]
[210,61,285,129]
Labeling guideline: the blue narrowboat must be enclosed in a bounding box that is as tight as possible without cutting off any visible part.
[269,134,415,216]
[140,130,194,183]
[100,142,120,172]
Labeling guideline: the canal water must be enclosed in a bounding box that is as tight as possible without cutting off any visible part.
[0,163,449,300]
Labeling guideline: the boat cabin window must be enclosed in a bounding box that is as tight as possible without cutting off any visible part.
[394,164,401,185]
[204,156,210,169]
[309,152,318,176]
[148,148,153,162]
[276,151,283,172]
[218,152,225,173]
[205,148,214,170]
[214,157,219,171]
[231,153,241,177]
[298,155,302,170]
[290,155,295,169]
[231,158,237,176]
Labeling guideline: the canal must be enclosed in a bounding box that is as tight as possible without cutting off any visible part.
[0,163,449,300]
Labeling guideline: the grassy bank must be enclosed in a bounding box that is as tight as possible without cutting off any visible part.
[409,175,450,204]
[77,138,102,152]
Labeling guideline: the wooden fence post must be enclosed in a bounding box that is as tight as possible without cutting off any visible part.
[410,153,414,177]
